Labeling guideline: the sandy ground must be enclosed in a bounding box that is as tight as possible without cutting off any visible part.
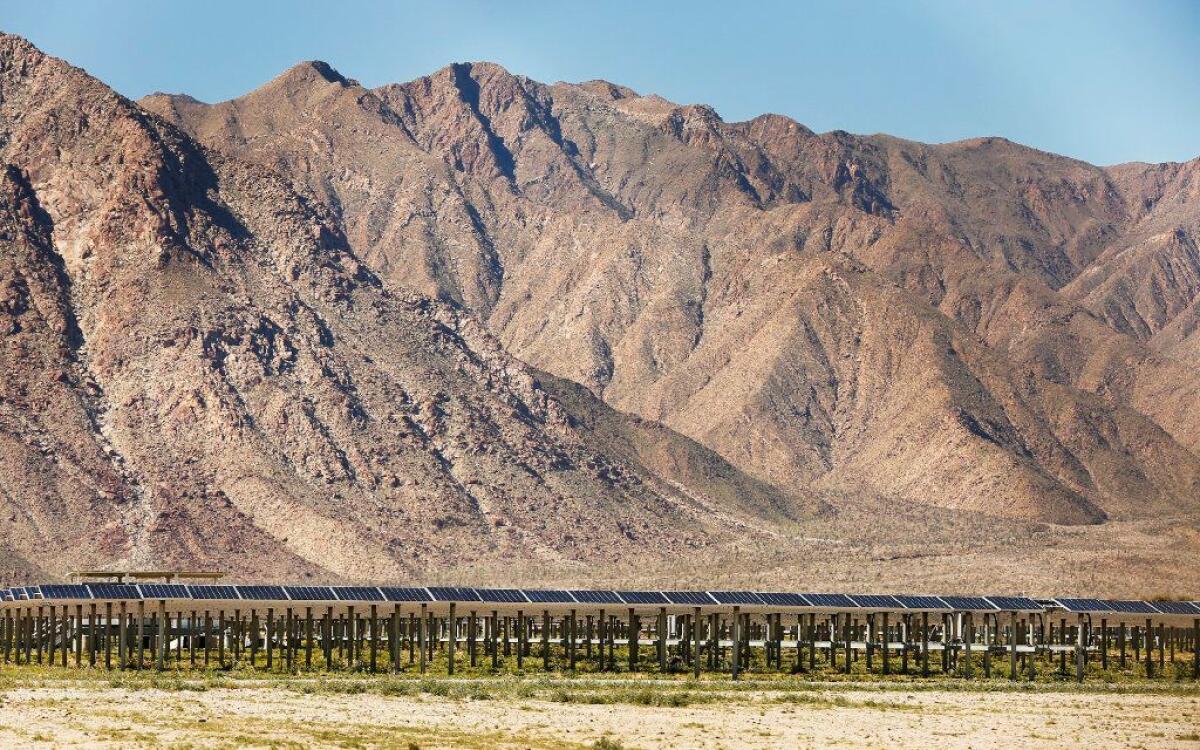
[0,681,1197,749]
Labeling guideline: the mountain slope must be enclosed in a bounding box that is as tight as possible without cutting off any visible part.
[144,59,1200,526]
[1,34,805,582]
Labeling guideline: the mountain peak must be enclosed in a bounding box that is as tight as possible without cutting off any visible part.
[271,59,357,91]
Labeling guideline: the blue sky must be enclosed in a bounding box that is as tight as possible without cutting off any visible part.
[5,0,1198,165]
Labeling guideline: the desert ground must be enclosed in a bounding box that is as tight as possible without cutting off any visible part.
[0,671,1197,749]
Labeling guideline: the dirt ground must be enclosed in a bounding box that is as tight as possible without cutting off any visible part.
[0,678,1197,749]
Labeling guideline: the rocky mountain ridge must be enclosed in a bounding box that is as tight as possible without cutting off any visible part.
[1,34,1196,593]
[142,58,1200,528]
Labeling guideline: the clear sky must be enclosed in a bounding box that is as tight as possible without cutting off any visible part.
[5,0,1198,165]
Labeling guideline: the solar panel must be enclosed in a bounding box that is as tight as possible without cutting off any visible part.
[379,587,430,602]
[1054,598,1107,613]
[803,593,858,609]
[137,584,191,600]
[850,594,903,609]
[1105,600,1158,615]
[27,586,42,598]
[893,595,948,610]
[985,596,1042,612]
[708,591,765,605]
[756,592,807,607]
[941,596,996,611]
[475,589,527,604]
[569,590,622,604]
[332,586,384,602]
[1150,601,1199,615]
[522,590,576,604]
[282,586,336,601]
[427,587,480,602]
[187,585,240,600]
[37,584,92,600]
[617,591,670,605]
[235,585,288,601]
[664,591,717,606]
[86,583,139,600]
[12,587,30,600]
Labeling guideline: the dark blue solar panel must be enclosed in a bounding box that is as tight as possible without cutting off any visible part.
[137,584,190,599]
[985,596,1042,611]
[894,595,949,610]
[1150,601,1199,615]
[282,586,336,601]
[570,590,622,604]
[236,585,288,601]
[475,589,527,603]
[12,587,30,600]
[26,586,42,598]
[1056,598,1108,613]
[850,595,903,609]
[427,587,480,602]
[664,591,716,605]
[941,596,996,611]
[758,593,809,607]
[379,587,430,602]
[37,585,92,600]
[332,587,383,602]
[708,591,765,605]
[803,593,858,608]
[522,590,576,604]
[187,585,240,600]
[86,583,138,600]
[1105,600,1158,615]
[618,591,670,605]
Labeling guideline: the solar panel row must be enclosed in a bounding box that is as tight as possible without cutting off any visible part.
[7,585,1196,616]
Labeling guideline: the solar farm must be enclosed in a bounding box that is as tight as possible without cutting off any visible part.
[3,578,1198,682]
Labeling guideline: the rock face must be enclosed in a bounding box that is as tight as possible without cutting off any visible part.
[0,35,796,582]
[143,59,1200,529]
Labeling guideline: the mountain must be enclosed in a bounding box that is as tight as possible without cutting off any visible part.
[142,60,1200,528]
[0,34,800,583]
[2,34,1197,595]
